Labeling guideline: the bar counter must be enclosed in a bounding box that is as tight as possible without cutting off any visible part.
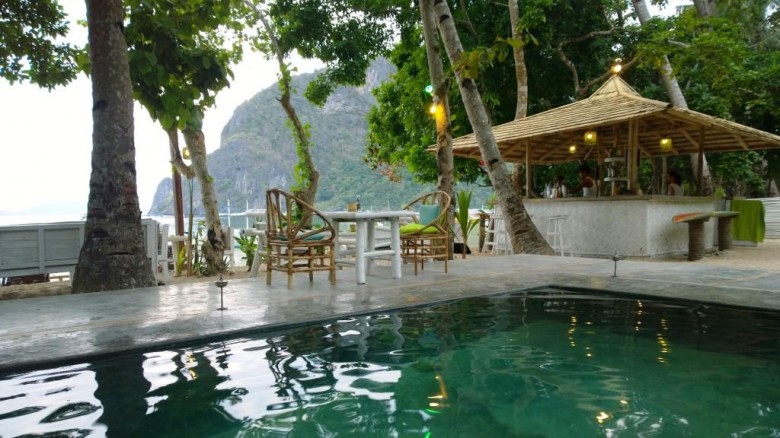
[523,195,722,258]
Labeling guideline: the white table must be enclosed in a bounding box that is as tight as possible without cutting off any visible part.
[324,211,415,284]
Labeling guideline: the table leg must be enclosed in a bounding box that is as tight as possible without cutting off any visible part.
[366,220,376,275]
[391,218,402,279]
[333,222,342,258]
[356,220,367,284]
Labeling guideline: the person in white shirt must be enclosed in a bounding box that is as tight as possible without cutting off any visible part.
[579,165,597,197]
[553,175,567,198]
[667,170,684,196]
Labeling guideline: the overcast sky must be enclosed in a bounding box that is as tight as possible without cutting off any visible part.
[0,2,681,222]
[0,2,322,221]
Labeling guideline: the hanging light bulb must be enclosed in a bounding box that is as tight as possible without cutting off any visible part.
[429,102,438,115]
[182,147,191,160]
[424,84,434,95]
[660,138,673,151]
[584,130,597,146]
[610,58,623,75]
[568,144,577,154]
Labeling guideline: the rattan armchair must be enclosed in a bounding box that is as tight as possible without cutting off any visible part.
[400,191,451,275]
[266,189,336,288]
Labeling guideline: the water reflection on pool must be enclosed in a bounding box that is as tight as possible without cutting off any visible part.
[1,290,779,436]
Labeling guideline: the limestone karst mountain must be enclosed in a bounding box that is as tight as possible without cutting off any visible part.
[148,59,430,216]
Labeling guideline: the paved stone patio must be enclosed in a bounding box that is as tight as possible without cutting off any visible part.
[1,252,778,371]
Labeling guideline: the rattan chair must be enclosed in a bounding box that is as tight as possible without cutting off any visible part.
[400,191,451,275]
[266,189,336,288]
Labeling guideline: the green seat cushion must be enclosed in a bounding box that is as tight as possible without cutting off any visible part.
[419,204,440,225]
[400,223,441,235]
[277,231,328,241]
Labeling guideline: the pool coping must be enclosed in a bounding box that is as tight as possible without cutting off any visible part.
[1,254,778,372]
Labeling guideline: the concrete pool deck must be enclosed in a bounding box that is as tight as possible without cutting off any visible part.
[1,251,779,371]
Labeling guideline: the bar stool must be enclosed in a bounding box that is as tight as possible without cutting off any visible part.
[484,207,512,255]
[546,215,570,256]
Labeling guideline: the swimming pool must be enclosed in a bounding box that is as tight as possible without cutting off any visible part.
[1,288,779,436]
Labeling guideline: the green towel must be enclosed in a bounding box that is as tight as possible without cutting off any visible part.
[730,200,765,243]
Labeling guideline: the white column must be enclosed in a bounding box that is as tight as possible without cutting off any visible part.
[391,217,402,279]
[356,219,367,284]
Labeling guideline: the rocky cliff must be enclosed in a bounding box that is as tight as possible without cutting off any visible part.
[148,59,431,216]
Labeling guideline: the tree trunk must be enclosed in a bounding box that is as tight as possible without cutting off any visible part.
[257,8,320,207]
[432,0,553,255]
[421,0,455,259]
[508,0,528,119]
[692,0,717,17]
[167,128,185,238]
[633,0,714,194]
[182,128,225,275]
[72,0,156,293]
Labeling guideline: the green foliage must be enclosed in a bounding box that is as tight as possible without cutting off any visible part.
[290,121,314,193]
[191,220,210,276]
[267,0,411,107]
[0,0,81,88]
[124,0,247,130]
[707,152,766,197]
[630,2,780,195]
[234,230,257,268]
[175,246,187,275]
[453,191,479,253]
[367,0,630,186]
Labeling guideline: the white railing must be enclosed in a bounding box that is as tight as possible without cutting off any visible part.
[0,219,159,279]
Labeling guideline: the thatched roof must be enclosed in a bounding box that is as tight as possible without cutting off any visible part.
[446,75,780,164]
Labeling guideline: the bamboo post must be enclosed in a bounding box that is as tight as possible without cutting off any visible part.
[697,127,705,195]
[525,141,532,197]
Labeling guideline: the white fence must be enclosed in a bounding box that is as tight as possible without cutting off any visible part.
[757,197,780,239]
[0,219,159,279]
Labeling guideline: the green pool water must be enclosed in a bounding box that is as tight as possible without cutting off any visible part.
[1,289,779,437]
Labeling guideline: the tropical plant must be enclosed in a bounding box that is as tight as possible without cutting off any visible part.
[175,246,187,276]
[234,230,258,269]
[190,220,210,277]
[453,190,480,259]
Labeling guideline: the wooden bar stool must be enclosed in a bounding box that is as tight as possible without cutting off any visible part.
[546,215,570,256]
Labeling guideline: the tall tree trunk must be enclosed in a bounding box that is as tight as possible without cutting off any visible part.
[633,0,714,194]
[692,0,717,16]
[182,128,226,275]
[508,0,530,196]
[73,0,156,292]
[257,8,319,207]
[432,0,553,255]
[508,0,528,119]
[421,0,454,258]
[167,128,185,238]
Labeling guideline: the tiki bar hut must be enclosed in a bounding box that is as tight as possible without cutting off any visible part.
[443,74,780,258]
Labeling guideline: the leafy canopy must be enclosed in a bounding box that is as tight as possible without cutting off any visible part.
[0,0,81,88]
[266,0,410,105]
[124,0,248,130]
